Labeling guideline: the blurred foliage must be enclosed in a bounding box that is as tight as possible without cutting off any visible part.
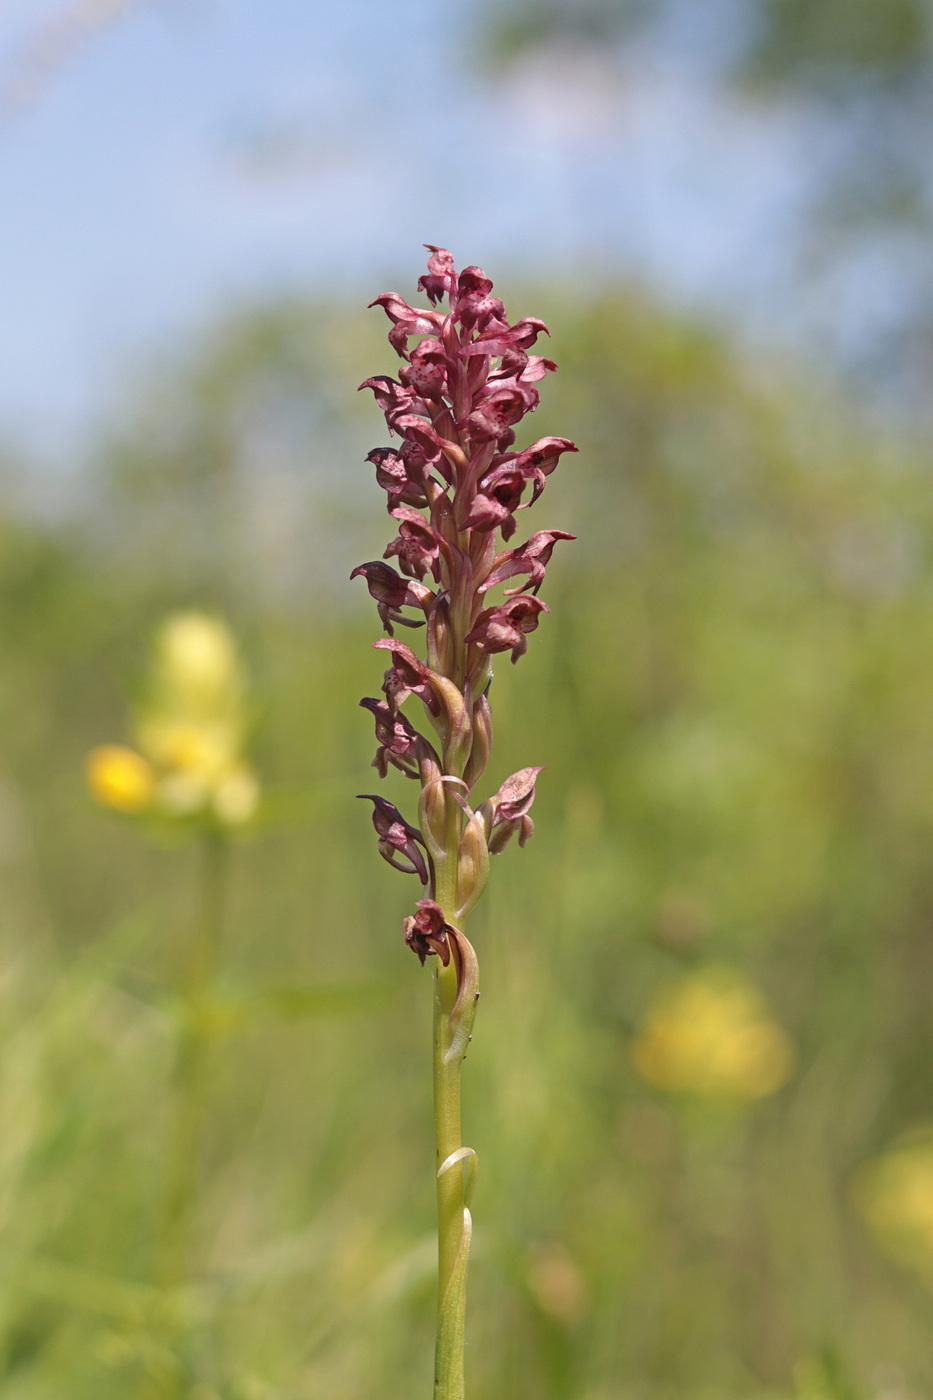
[741,0,930,92]
[479,0,933,92]
[0,280,933,1398]
[477,0,933,363]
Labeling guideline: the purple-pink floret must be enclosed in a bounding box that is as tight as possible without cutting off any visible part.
[352,248,576,953]
[403,898,455,966]
[359,794,429,884]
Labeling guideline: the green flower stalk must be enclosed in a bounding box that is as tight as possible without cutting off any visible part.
[87,612,259,1394]
[354,248,576,1400]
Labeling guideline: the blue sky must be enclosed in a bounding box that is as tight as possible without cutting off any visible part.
[0,0,820,461]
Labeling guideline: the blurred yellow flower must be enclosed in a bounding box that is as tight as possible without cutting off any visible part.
[852,1133,933,1273]
[87,613,259,828]
[86,745,155,814]
[151,612,244,719]
[631,967,795,1100]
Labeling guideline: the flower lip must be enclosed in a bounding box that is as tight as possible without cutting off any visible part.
[417,245,456,305]
[373,637,443,713]
[358,793,429,883]
[383,508,447,582]
[480,530,577,596]
[350,561,433,633]
[465,595,550,663]
[403,897,457,965]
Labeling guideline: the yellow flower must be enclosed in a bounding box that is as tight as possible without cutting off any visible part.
[212,764,260,825]
[852,1133,933,1272]
[151,613,244,719]
[87,613,260,830]
[631,967,795,1100]
[136,718,239,780]
[86,745,155,814]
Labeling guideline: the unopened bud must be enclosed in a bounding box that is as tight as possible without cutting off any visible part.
[418,774,450,860]
[430,675,473,776]
[456,813,490,917]
[463,692,492,790]
[426,595,455,678]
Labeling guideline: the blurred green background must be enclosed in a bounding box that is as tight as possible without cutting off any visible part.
[3,2,933,1399]
[3,283,933,1400]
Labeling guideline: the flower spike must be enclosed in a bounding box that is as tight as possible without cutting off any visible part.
[353,249,575,1400]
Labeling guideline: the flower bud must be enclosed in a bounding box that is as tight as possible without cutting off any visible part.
[463,692,492,791]
[456,813,490,918]
[426,595,455,678]
[433,675,473,776]
[418,774,450,861]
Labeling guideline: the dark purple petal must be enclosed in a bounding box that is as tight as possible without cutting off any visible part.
[351,561,433,632]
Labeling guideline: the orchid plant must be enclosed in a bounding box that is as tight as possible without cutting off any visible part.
[353,247,576,1400]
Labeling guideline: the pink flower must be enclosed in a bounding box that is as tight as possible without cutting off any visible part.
[399,336,448,399]
[350,561,433,634]
[402,898,455,965]
[359,697,421,778]
[366,447,429,509]
[479,767,544,852]
[359,794,429,883]
[356,249,574,935]
[383,507,447,581]
[373,637,442,714]
[463,469,527,539]
[480,530,576,595]
[465,595,550,663]
[417,244,456,305]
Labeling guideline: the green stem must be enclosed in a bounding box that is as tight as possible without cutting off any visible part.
[433,956,469,1400]
[431,843,476,1400]
[150,832,227,1395]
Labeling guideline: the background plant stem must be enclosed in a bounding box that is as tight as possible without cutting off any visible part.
[150,832,228,1395]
